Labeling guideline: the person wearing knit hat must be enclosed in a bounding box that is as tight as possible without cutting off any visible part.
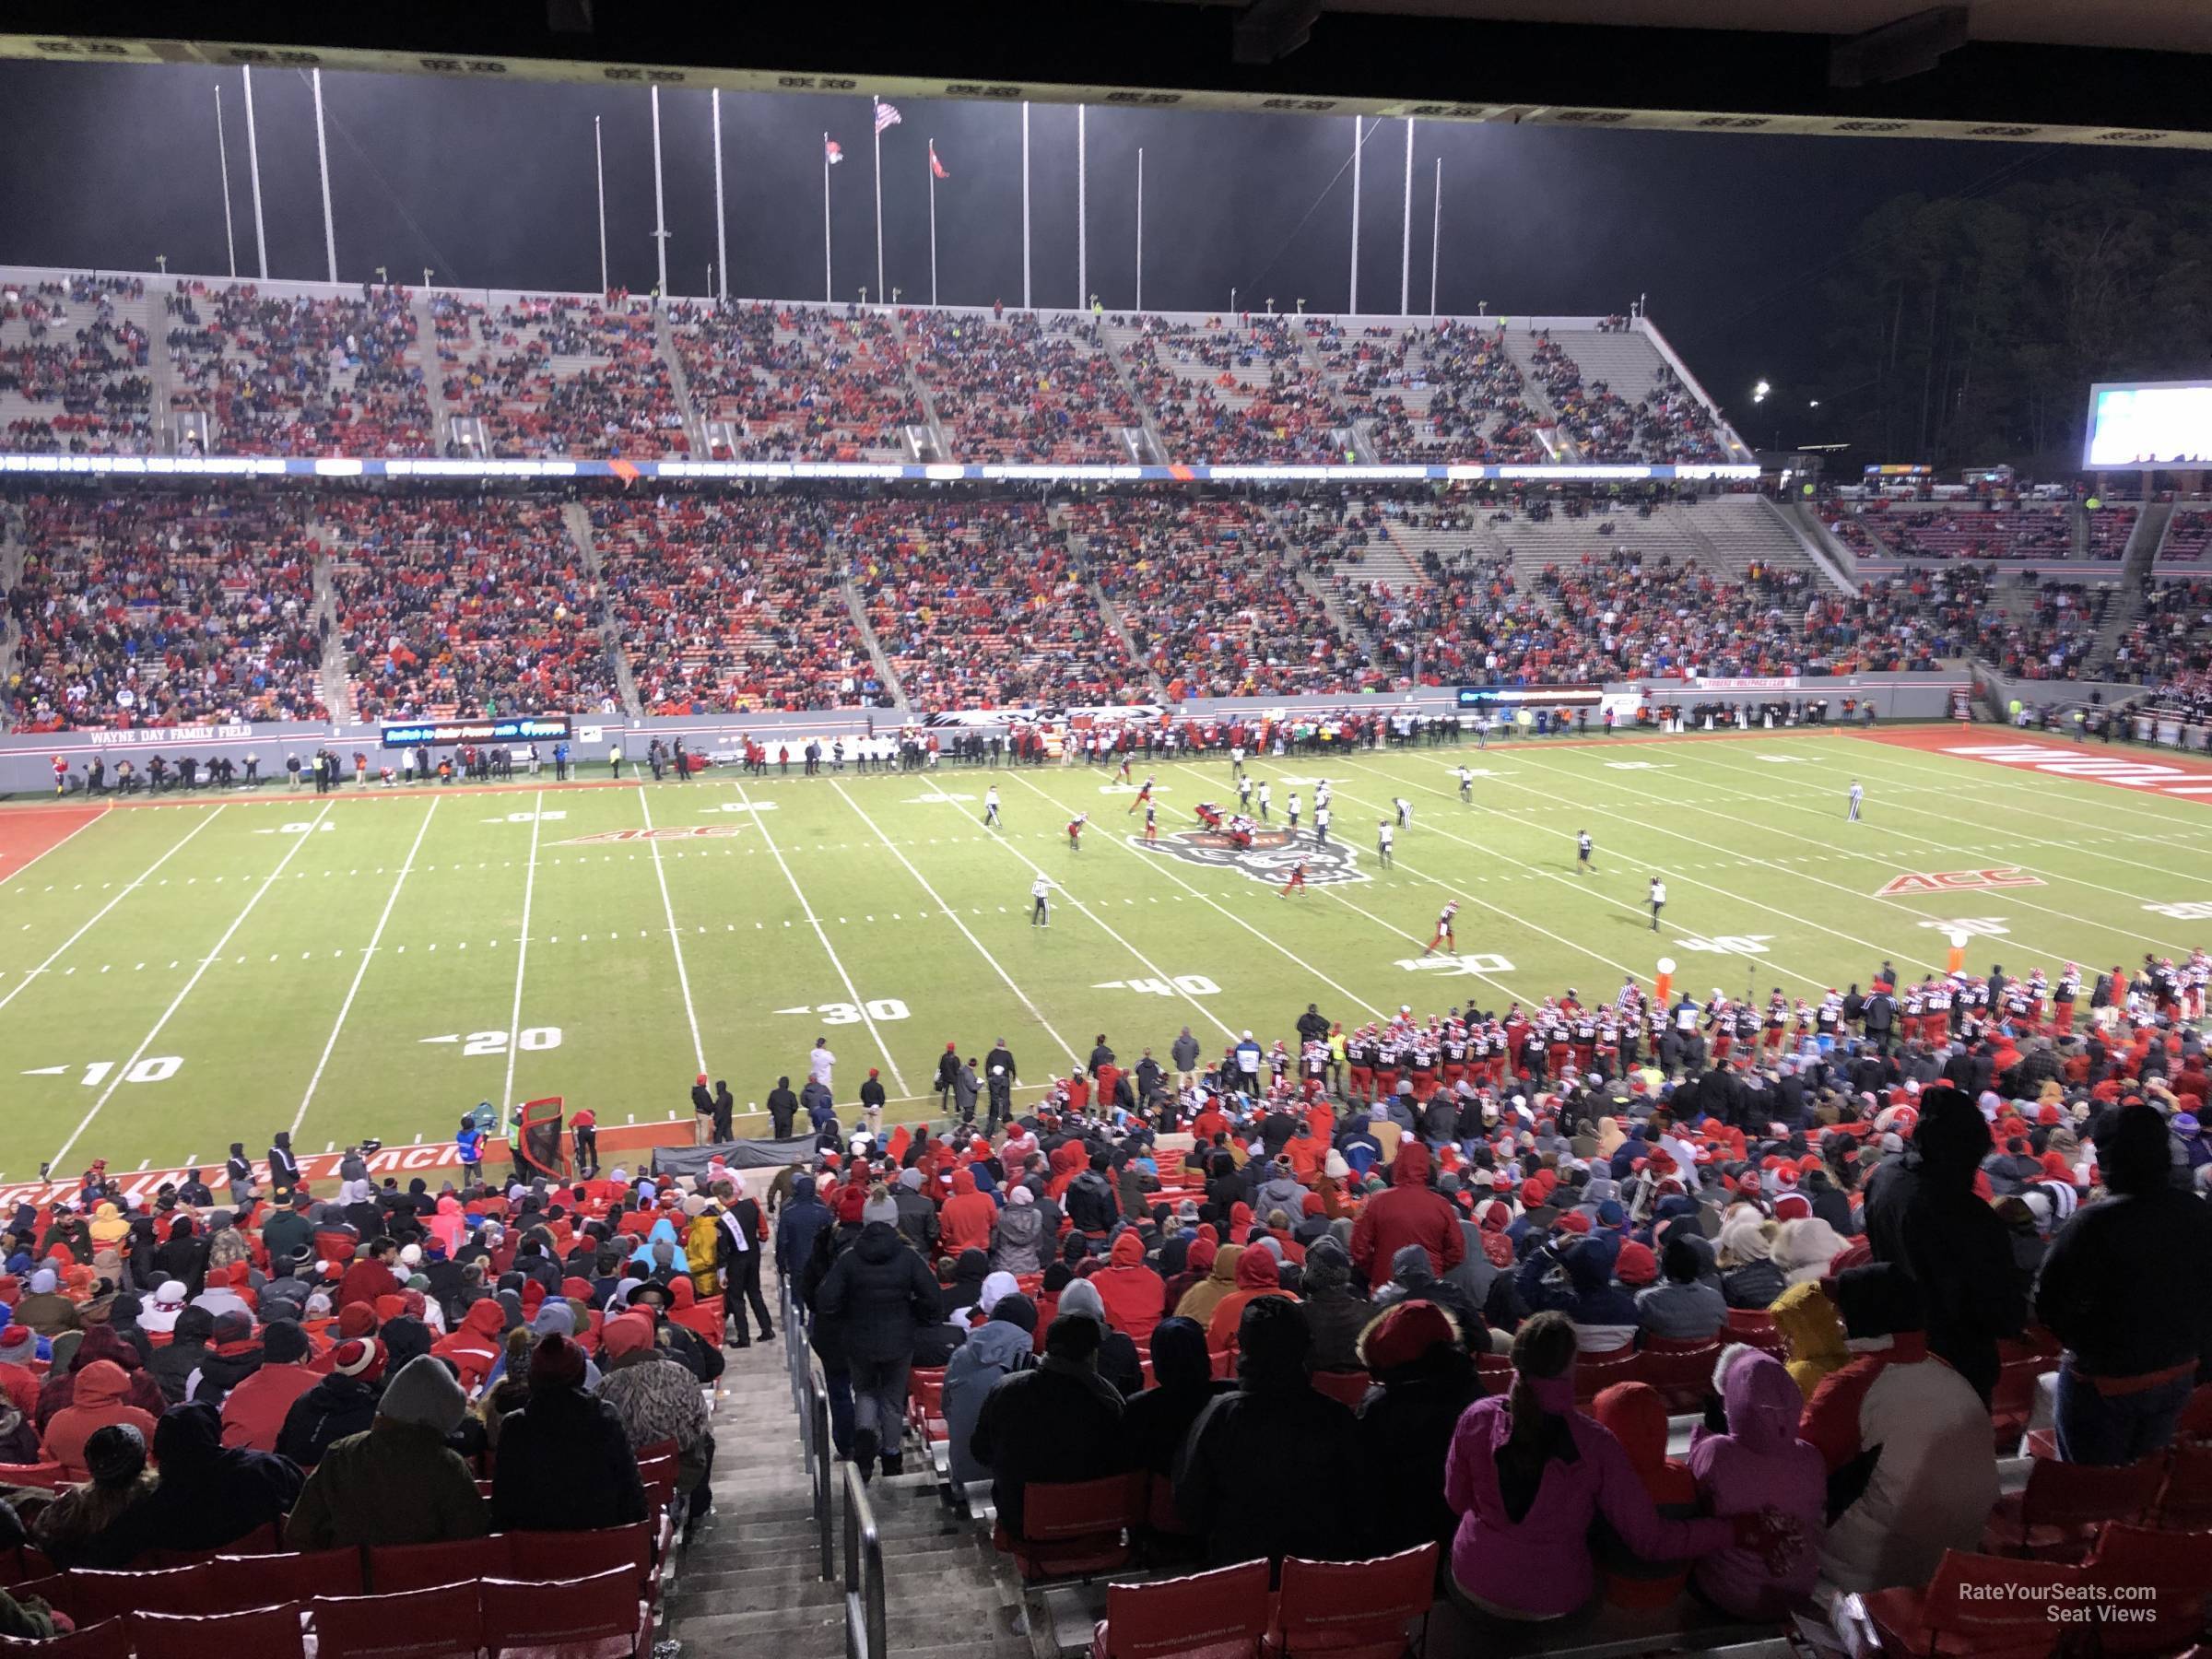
[276,1336,384,1466]
[285,1354,486,1551]
[1612,1240,1660,1288]
[489,1332,645,1532]
[29,1419,150,1568]
[15,1268,77,1338]
[597,1305,715,1539]
[1354,1295,1485,1549]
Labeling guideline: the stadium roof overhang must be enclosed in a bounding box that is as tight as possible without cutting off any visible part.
[4,0,2210,149]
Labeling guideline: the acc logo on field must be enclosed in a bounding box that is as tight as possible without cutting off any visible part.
[1135,827,1368,888]
[1875,867,2042,897]
[556,827,749,845]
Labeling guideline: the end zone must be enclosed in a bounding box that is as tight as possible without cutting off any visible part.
[1857,728,2212,803]
[0,805,110,882]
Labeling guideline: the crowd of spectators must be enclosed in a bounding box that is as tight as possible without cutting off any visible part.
[435,293,689,460]
[1116,316,1345,465]
[1799,565,1994,675]
[903,312,1138,463]
[845,498,1143,710]
[1835,505,2074,563]
[1986,580,2111,683]
[3,491,327,730]
[593,491,883,713]
[2162,510,2212,564]
[167,284,431,458]
[1536,551,1816,679]
[1526,335,1727,465]
[0,276,154,456]
[2107,580,2212,689]
[1350,324,1547,464]
[327,494,618,721]
[668,300,917,463]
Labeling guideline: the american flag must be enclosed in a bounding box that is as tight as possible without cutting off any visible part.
[874,99,902,135]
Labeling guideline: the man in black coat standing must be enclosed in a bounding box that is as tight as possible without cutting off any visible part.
[1863,1085,2024,1403]
[816,1219,940,1480]
[717,1193,775,1349]
[766,1077,799,1140]
[983,1040,1018,1129]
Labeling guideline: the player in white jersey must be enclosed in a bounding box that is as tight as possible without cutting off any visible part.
[1847,779,1864,821]
[982,785,1001,828]
[1394,796,1412,829]
[1030,873,1053,926]
[1257,781,1272,822]
[1458,766,1474,802]
[1376,819,1395,867]
[1649,876,1667,931]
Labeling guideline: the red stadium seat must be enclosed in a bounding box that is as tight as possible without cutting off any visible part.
[366,1535,512,1594]
[1629,1344,1721,1411]
[0,1618,131,1657]
[1983,1454,2165,1560]
[219,1547,367,1604]
[0,1547,50,1590]
[0,1463,65,1490]
[63,1564,226,1623]
[1263,1543,1440,1658]
[311,1583,485,1659]
[132,1603,306,1659]
[1862,1549,2082,1658]
[2177,1383,2212,1441]
[481,1568,647,1659]
[2082,1522,2212,1655]
[1986,1358,2047,1453]
[668,1295,723,1347]
[995,1472,1147,1583]
[1089,1559,1270,1659]
[506,1524,653,1593]
[1308,1370,1371,1409]
[1571,1351,1640,1401]
[2154,1439,2212,1531]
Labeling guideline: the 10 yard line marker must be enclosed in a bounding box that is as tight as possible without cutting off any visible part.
[639,787,705,1075]
[290,796,442,1135]
[50,802,333,1170]
[500,792,547,1117]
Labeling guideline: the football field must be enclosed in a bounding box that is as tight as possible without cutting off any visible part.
[4,724,2212,1182]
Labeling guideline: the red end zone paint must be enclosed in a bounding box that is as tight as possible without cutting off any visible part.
[1861,729,2212,803]
[0,805,108,882]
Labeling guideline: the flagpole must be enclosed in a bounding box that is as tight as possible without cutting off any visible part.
[712,89,728,301]
[823,134,833,302]
[1135,146,1144,312]
[1020,102,1032,310]
[1077,103,1088,309]
[650,85,669,296]
[1348,116,1362,315]
[1399,118,1414,316]
[1429,157,1441,318]
[241,66,269,280]
[928,143,938,309]
[312,70,338,283]
[594,115,609,295]
[872,100,886,301]
[214,85,237,279]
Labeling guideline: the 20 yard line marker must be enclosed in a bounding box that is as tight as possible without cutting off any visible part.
[290,797,442,1135]
[50,801,333,1170]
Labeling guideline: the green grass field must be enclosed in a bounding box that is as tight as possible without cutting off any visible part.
[5,724,2212,1181]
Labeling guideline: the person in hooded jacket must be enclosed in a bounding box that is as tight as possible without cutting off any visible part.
[278,1338,386,1466]
[1176,1298,1366,1566]
[943,1293,1037,1490]
[492,1333,645,1531]
[940,1169,997,1256]
[32,1423,154,1569]
[1065,1153,1122,1241]
[1053,1278,1144,1398]
[147,1306,217,1406]
[1350,1142,1465,1280]
[817,1218,940,1480]
[1299,1239,1372,1372]
[104,1399,303,1563]
[889,1170,941,1258]
[1357,1300,1485,1555]
[433,1300,509,1391]
[1118,1316,1232,1479]
[1686,1350,1824,1618]
[1091,1232,1165,1343]
[42,1359,157,1481]
[184,1312,264,1407]
[1801,1265,1996,1593]
[774,1175,832,1283]
[1517,1233,1639,1353]
[14,1269,78,1337]
[1714,1216,1785,1311]
[970,1314,1126,1536]
[1206,1247,1298,1355]
[1173,1242,1243,1333]
[1861,1085,2024,1404]
[1769,1283,1849,1401]
[989,1185,1048,1277]
[39,1323,165,1430]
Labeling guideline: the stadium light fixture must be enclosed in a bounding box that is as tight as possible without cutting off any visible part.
[1753,380,1771,404]
[1808,399,1820,408]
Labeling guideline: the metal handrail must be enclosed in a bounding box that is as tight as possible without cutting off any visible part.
[841,1461,887,1659]
[809,1370,836,1583]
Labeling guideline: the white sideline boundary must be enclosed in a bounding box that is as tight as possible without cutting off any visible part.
[640,787,706,1077]
[290,796,441,1135]
[829,780,1082,1070]
[0,806,224,1019]
[51,801,333,1170]
[734,778,909,1094]
[501,792,545,1115]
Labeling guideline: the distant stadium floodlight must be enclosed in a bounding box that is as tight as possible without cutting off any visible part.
[1753,380,1771,404]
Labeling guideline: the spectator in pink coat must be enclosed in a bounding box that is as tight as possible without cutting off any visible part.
[1685,1348,1825,1618]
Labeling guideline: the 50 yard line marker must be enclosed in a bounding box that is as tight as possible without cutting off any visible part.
[501,791,546,1116]
[733,779,907,1093]
[49,801,332,1170]
[639,786,705,1076]
[0,806,224,1019]
[289,797,441,1135]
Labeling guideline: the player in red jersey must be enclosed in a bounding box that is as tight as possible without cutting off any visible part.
[1067,812,1088,851]
[1421,900,1460,958]
[1143,801,1159,841]
[1278,860,1308,898]
[1128,774,1154,815]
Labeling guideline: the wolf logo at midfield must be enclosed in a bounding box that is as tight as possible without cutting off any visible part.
[1137,826,1367,888]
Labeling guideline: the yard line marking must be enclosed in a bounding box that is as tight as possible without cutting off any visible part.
[830,782,1080,1067]
[999,768,1388,1020]
[501,792,547,1116]
[0,807,226,1018]
[1853,735,2212,838]
[2,806,112,885]
[290,797,442,1135]
[49,801,332,1170]
[638,788,705,1076]
[733,779,907,1092]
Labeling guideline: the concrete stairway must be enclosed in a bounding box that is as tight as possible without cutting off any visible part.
[0,501,25,716]
[413,292,458,453]
[841,567,910,710]
[653,306,709,458]
[1053,502,1164,694]
[562,501,641,718]
[307,524,353,724]
[882,310,955,461]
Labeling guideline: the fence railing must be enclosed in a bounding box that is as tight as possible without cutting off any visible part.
[809,1370,836,1582]
[841,1461,888,1659]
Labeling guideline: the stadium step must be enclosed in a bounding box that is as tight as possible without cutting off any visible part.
[561,500,642,717]
[414,289,461,450]
[653,301,709,456]
[842,573,911,709]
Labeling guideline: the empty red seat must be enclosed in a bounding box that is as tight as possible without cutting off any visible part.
[367,1535,512,1594]
[1983,1454,2165,1560]
[995,1472,1147,1583]
[219,1546,366,1604]
[1862,1549,2082,1657]
[0,1618,130,1657]
[2082,1522,2212,1655]
[1089,1559,1270,1659]
[481,1568,646,1659]
[2154,1439,2212,1531]
[668,1295,723,1347]
[0,1464,65,1491]
[1308,1370,1371,1409]
[1986,1358,2046,1453]
[132,1603,306,1659]
[506,1523,653,1594]
[1630,1344,1721,1411]
[1571,1351,1640,1401]
[311,1583,485,1659]
[1264,1543,1439,1658]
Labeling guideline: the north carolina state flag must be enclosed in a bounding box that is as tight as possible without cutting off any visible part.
[608,458,641,486]
[929,142,948,181]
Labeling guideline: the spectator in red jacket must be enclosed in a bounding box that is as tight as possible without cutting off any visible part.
[43,1360,157,1483]
[1091,1230,1166,1344]
[335,1239,402,1311]
[940,1169,997,1255]
[218,1321,320,1452]
[1350,1141,1466,1281]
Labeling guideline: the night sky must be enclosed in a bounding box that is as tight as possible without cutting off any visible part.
[0,60,2192,450]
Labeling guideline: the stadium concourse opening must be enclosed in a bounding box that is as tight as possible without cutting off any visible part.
[5,36,2212,1659]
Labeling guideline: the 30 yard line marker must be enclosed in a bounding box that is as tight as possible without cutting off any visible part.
[0,806,225,1019]
[290,797,442,1135]
[501,792,547,1116]
[733,779,907,1092]
[639,787,705,1075]
[50,802,332,1170]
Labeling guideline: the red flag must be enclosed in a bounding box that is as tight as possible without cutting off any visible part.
[929,142,948,181]
[825,138,844,166]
